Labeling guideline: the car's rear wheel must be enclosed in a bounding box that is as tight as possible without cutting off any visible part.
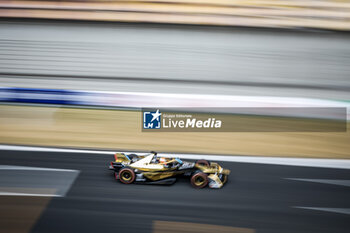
[190,172,208,188]
[195,159,210,167]
[118,168,136,184]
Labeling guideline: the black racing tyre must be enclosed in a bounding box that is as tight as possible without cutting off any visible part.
[190,172,208,188]
[118,168,136,184]
[195,159,210,167]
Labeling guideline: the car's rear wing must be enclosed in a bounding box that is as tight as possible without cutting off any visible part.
[109,153,130,170]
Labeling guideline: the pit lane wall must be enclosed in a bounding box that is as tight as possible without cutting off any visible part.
[0,0,350,31]
[0,87,349,119]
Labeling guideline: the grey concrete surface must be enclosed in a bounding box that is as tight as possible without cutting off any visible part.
[0,20,350,100]
[0,165,79,196]
[0,150,349,233]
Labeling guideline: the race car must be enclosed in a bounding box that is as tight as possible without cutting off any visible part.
[108,151,230,188]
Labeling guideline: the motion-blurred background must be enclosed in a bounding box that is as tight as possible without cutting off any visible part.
[0,1,349,233]
[0,0,349,158]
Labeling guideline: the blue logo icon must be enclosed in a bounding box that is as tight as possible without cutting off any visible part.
[143,109,162,129]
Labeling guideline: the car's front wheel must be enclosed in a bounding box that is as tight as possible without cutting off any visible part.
[190,172,208,188]
[219,174,228,184]
[118,168,136,184]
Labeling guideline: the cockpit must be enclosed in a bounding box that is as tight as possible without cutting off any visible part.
[130,152,183,170]
[151,154,183,168]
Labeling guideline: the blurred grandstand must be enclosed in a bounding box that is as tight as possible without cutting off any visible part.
[0,0,349,157]
[0,0,350,30]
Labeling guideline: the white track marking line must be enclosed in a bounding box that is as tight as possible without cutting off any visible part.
[0,192,61,197]
[0,144,350,169]
[0,165,78,173]
[162,154,350,169]
[295,207,350,215]
[286,178,350,187]
[0,145,114,154]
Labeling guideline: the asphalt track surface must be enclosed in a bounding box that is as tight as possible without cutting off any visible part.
[0,150,349,233]
[0,19,350,100]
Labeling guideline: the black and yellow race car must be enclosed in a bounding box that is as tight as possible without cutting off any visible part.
[108,151,230,188]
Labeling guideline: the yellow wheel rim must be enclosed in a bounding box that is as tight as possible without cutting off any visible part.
[194,176,205,186]
[122,171,132,181]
